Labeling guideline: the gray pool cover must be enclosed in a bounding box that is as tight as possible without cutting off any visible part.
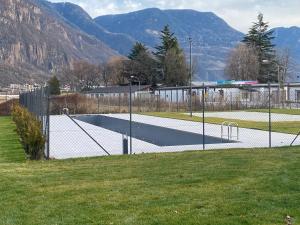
[75,115,234,146]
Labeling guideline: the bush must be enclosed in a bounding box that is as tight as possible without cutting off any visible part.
[11,104,45,160]
[0,99,18,116]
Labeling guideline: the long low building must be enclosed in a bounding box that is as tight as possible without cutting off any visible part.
[84,85,153,98]
[155,82,300,103]
[83,82,300,109]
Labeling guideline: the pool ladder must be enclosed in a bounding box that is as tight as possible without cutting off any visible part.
[221,121,239,141]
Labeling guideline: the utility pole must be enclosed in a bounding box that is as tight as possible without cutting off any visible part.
[189,37,192,117]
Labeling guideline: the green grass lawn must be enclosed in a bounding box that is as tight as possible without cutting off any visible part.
[142,112,300,134]
[0,117,25,163]
[247,108,300,115]
[1,116,300,224]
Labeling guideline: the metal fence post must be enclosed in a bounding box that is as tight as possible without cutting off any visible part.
[129,81,132,154]
[170,90,173,112]
[97,96,100,114]
[158,90,161,112]
[119,93,121,113]
[268,82,272,148]
[230,92,233,111]
[46,92,50,160]
[202,83,205,150]
[176,89,179,112]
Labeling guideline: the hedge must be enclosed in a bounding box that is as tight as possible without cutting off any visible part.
[11,104,45,160]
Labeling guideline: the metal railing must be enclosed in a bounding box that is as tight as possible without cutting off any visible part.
[221,121,239,141]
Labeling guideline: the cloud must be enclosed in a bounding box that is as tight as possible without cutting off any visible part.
[48,0,300,32]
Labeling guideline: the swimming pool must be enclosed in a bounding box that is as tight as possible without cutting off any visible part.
[75,115,234,146]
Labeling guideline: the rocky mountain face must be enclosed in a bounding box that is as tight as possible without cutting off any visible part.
[0,0,117,85]
[51,2,135,55]
[95,8,244,81]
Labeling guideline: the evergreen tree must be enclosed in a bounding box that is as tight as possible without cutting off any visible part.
[164,48,189,86]
[128,42,147,60]
[127,42,158,85]
[48,76,60,95]
[242,13,277,83]
[155,25,180,60]
[154,25,188,85]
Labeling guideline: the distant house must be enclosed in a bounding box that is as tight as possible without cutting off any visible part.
[84,85,153,98]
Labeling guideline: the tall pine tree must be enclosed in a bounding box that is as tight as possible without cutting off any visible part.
[128,42,147,60]
[155,25,180,60]
[154,25,188,85]
[127,42,158,85]
[243,13,277,83]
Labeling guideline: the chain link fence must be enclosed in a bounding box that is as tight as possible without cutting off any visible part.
[19,83,300,159]
[19,87,50,159]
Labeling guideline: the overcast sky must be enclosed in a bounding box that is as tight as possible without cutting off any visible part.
[48,0,300,32]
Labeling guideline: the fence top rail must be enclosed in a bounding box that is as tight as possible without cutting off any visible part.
[156,82,300,91]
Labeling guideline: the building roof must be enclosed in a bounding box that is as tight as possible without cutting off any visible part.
[85,85,152,94]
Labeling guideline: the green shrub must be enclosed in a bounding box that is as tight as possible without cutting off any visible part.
[11,104,45,160]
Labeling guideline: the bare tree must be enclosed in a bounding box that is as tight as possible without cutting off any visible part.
[225,44,260,81]
[73,61,102,90]
[276,48,291,84]
[59,66,78,91]
[60,61,102,91]
[103,56,128,85]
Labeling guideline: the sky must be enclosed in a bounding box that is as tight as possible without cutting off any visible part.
[48,0,300,33]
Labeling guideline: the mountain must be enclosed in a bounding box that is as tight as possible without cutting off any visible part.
[1,0,299,85]
[272,26,300,81]
[273,26,300,63]
[51,2,135,55]
[0,0,117,86]
[95,8,244,81]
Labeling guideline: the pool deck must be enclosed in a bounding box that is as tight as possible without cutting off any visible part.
[49,114,300,159]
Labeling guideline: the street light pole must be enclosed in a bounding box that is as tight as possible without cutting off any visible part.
[189,37,192,117]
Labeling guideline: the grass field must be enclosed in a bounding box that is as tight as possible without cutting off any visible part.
[247,108,300,115]
[0,117,25,163]
[0,116,300,224]
[142,112,300,134]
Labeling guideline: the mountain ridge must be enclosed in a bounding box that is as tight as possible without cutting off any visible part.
[94,7,244,80]
[1,0,300,85]
[51,2,136,55]
[0,0,117,85]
